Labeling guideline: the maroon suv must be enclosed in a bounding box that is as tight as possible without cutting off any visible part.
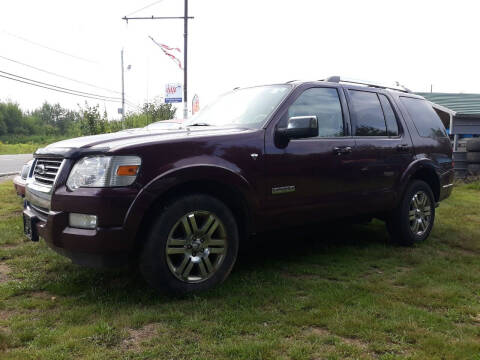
[23,77,454,294]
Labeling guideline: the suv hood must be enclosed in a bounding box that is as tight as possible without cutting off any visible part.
[35,127,251,158]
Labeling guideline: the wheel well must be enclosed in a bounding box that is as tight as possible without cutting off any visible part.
[134,180,251,253]
[411,167,440,201]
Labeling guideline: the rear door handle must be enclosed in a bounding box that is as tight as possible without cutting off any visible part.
[333,146,352,155]
[396,144,409,152]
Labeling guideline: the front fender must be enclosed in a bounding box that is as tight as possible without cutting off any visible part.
[122,164,258,245]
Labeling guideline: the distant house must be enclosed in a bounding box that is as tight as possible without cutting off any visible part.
[416,92,480,177]
[415,92,480,149]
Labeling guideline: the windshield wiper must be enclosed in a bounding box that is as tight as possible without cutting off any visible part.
[187,122,212,127]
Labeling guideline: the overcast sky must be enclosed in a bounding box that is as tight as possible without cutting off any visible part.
[1,0,479,119]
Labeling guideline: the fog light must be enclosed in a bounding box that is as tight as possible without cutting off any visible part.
[69,213,97,229]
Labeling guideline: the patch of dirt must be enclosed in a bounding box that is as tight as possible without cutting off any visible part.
[453,247,479,257]
[30,291,57,301]
[0,264,11,283]
[0,310,15,321]
[280,271,343,282]
[306,326,369,350]
[471,314,480,324]
[0,244,19,249]
[122,323,161,351]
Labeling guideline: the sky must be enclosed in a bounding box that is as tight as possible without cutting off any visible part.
[1,0,479,119]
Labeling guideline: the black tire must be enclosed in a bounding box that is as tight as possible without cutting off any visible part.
[386,180,436,246]
[140,194,239,295]
[466,151,480,164]
[468,164,480,176]
[466,138,480,152]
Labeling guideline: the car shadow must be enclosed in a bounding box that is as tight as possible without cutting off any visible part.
[41,220,390,302]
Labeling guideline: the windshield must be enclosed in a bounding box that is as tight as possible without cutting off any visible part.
[185,85,291,128]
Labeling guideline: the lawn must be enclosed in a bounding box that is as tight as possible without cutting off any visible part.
[0,137,66,155]
[0,142,42,156]
[0,180,480,359]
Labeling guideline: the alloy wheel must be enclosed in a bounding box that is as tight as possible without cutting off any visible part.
[165,211,228,283]
[408,190,432,237]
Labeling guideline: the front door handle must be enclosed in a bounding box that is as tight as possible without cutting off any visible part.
[396,144,410,152]
[333,146,352,155]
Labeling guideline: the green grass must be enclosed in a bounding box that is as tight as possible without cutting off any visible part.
[0,180,480,359]
[0,137,66,155]
[0,142,42,155]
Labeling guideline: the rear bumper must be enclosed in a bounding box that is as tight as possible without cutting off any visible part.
[439,168,455,201]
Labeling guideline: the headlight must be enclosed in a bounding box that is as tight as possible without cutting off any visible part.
[66,156,141,190]
[20,160,34,180]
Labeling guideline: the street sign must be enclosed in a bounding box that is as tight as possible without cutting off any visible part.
[192,94,200,115]
[165,83,183,103]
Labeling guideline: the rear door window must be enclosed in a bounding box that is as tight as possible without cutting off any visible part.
[400,97,448,138]
[349,90,387,136]
[378,94,399,136]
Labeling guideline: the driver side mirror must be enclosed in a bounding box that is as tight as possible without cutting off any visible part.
[275,115,318,147]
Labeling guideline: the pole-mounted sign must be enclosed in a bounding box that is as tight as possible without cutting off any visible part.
[165,83,183,103]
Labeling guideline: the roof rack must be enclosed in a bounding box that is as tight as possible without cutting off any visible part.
[323,76,411,93]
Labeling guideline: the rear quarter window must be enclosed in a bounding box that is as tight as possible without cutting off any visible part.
[400,97,448,139]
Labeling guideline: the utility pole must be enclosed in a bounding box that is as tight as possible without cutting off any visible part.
[183,0,188,119]
[122,1,194,119]
[121,48,125,126]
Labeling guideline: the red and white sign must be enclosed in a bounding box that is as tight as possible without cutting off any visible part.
[165,83,182,103]
[192,94,200,115]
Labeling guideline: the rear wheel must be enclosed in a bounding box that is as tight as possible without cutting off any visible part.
[140,194,239,295]
[386,180,435,246]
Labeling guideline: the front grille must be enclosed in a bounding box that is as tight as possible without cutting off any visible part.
[33,158,63,186]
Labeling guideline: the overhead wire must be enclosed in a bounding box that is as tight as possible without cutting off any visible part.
[1,29,99,65]
[125,0,165,17]
[0,54,122,95]
[0,69,121,100]
[0,73,122,103]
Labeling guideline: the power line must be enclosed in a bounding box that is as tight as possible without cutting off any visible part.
[0,54,121,95]
[126,0,165,17]
[0,73,122,103]
[1,29,99,65]
[0,69,122,100]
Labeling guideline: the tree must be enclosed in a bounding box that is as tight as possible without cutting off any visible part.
[141,99,177,123]
[79,103,102,135]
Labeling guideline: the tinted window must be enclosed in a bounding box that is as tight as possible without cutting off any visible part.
[378,94,399,136]
[400,97,448,138]
[349,90,387,136]
[287,88,344,137]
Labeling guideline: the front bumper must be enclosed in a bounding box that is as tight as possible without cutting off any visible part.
[24,171,139,268]
[24,204,132,267]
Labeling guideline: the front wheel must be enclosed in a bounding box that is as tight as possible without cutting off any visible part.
[386,180,436,246]
[140,194,239,295]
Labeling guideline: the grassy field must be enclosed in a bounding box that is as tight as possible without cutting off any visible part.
[0,142,43,155]
[0,137,66,155]
[0,180,480,359]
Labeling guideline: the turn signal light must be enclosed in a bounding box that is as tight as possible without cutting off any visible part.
[116,165,139,176]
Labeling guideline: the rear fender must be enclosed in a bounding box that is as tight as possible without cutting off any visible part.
[396,158,440,204]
